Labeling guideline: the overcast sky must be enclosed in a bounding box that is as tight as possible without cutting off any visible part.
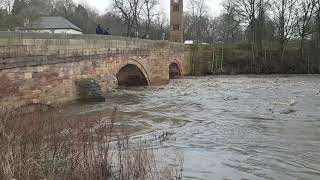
[76,0,223,17]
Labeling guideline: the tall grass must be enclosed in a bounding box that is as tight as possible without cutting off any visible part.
[0,104,183,180]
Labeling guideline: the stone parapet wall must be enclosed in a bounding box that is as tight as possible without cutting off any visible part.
[0,32,168,70]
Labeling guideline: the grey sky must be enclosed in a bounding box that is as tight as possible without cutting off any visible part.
[76,0,223,17]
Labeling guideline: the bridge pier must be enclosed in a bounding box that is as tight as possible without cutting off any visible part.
[76,79,105,102]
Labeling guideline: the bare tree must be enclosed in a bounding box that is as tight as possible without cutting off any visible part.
[295,0,316,59]
[11,0,26,15]
[234,0,257,43]
[52,0,75,18]
[233,0,270,48]
[256,0,270,49]
[0,0,13,13]
[97,12,127,36]
[151,11,169,39]
[315,0,320,48]
[271,0,297,62]
[113,0,144,37]
[27,0,54,16]
[72,4,99,34]
[217,0,243,43]
[142,0,159,38]
[154,11,167,33]
[187,0,210,42]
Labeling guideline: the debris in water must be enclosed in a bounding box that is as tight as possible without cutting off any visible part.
[155,131,175,143]
[289,100,298,107]
[280,108,297,115]
[273,99,297,107]
[224,97,239,101]
[267,108,274,113]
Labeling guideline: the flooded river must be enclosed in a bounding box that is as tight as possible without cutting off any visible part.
[67,75,320,179]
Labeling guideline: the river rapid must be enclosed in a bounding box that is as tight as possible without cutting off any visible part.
[66,75,320,180]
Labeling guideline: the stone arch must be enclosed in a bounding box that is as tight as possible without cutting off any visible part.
[169,62,182,79]
[116,62,150,87]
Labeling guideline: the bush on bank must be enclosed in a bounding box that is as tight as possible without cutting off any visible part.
[195,42,320,75]
[0,105,183,180]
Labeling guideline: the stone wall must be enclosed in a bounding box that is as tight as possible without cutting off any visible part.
[185,44,215,76]
[0,32,191,107]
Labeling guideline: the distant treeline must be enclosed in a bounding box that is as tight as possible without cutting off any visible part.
[220,43,320,74]
[1,0,319,73]
[0,0,169,39]
[186,0,320,74]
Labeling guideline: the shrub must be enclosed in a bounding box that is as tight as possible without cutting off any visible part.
[0,105,183,180]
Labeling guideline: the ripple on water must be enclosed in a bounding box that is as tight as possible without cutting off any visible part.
[67,75,320,179]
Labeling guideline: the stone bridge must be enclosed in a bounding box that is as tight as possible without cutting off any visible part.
[0,32,193,107]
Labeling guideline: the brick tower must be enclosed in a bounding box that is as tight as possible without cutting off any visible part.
[170,0,183,43]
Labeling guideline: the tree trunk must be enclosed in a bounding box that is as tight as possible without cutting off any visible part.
[145,19,151,37]
[248,21,256,44]
[300,34,305,61]
[279,0,286,63]
[318,13,320,49]
[280,42,285,63]
[127,24,131,37]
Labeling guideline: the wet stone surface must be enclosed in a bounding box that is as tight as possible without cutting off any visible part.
[65,75,320,180]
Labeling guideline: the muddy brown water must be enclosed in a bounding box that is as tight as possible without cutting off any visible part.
[64,75,320,180]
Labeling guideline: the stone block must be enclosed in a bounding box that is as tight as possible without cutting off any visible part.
[24,72,32,79]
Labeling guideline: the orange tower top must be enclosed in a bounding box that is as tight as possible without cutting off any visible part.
[170,0,184,43]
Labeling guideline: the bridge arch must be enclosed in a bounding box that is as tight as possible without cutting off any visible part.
[116,61,150,87]
[169,62,182,79]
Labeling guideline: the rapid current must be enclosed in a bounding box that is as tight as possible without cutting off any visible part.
[65,75,320,180]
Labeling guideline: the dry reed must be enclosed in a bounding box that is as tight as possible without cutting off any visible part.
[0,104,183,180]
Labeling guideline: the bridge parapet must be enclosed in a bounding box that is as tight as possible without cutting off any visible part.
[0,32,169,70]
